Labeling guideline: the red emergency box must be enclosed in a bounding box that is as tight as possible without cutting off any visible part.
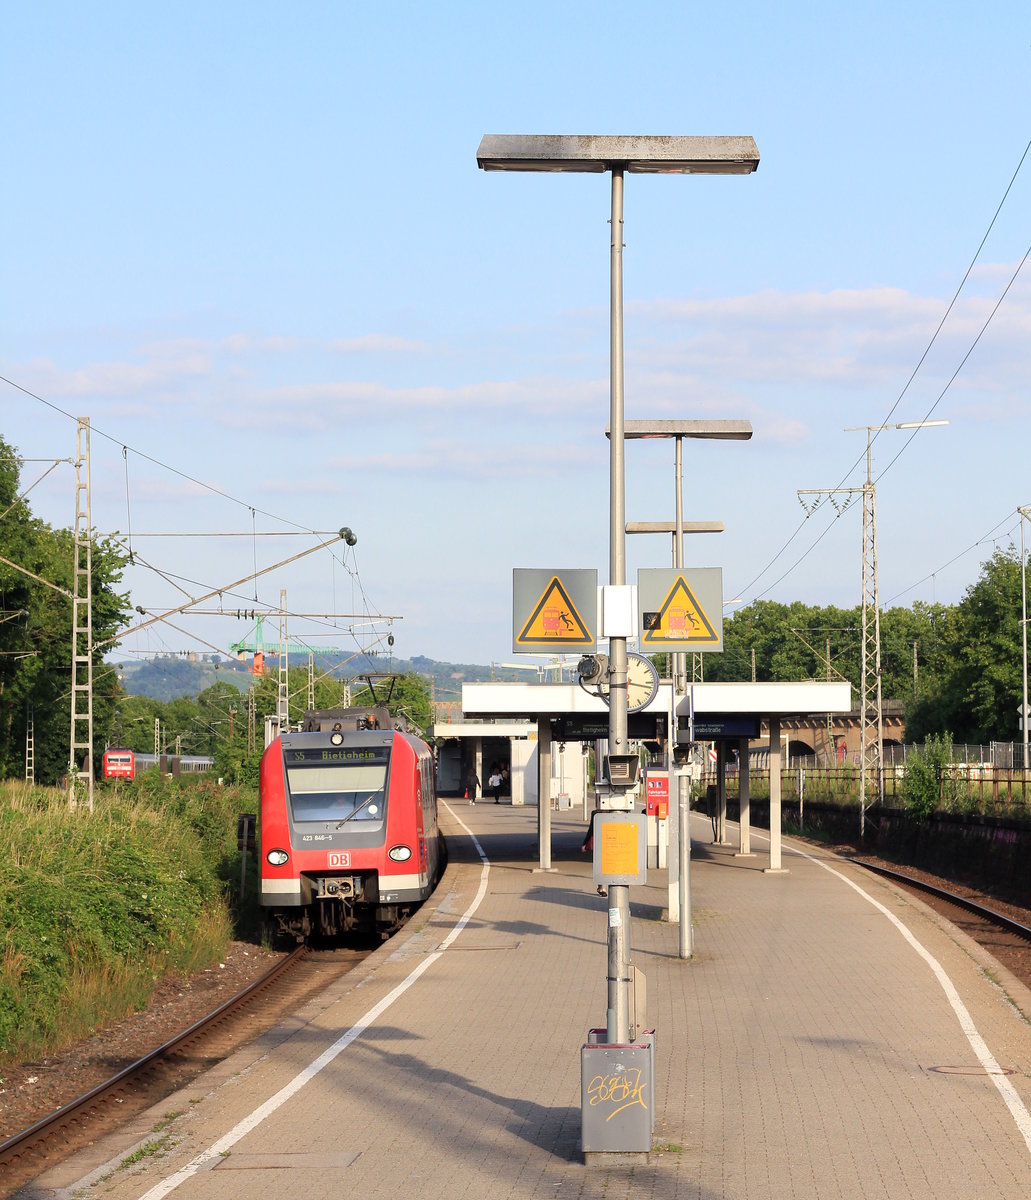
[645,771,669,819]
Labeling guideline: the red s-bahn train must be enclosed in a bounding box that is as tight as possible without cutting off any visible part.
[259,707,443,941]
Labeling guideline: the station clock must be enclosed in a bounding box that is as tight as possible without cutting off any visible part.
[599,652,660,713]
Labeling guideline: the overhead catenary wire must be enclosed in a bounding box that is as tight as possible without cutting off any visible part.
[93,532,353,651]
[107,530,343,537]
[876,240,1031,483]
[117,576,399,664]
[121,549,399,637]
[1,374,392,664]
[115,544,198,603]
[738,262,1028,605]
[0,459,68,525]
[884,509,1022,606]
[734,134,1031,604]
[0,372,322,535]
[111,526,373,604]
[863,134,1031,478]
[147,616,240,660]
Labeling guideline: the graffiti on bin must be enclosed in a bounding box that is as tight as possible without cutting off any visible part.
[586,1068,649,1120]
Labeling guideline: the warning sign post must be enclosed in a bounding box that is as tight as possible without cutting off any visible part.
[512,569,597,653]
[638,567,723,652]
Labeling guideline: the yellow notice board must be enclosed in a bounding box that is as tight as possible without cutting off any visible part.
[593,813,647,885]
[600,822,639,875]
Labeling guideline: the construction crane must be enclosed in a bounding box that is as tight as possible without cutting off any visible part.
[229,614,353,676]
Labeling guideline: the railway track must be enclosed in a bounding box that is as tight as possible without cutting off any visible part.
[0,942,367,1195]
[849,858,1031,943]
[849,857,1031,1001]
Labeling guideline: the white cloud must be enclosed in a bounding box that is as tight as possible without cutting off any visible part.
[327,334,431,355]
[328,438,597,480]
[14,355,206,399]
[630,272,1031,394]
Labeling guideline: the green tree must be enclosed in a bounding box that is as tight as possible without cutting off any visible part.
[110,693,163,753]
[906,548,1025,743]
[708,598,955,725]
[708,600,859,685]
[881,601,950,709]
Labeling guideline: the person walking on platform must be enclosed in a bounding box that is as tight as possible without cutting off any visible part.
[466,770,479,805]
[488,767,503,804]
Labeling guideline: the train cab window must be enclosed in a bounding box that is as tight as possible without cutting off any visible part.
[285,761,389,823]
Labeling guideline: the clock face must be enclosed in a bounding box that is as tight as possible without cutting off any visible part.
[600,652,660,712]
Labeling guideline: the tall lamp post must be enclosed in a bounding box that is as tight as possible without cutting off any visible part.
[478,135,758,1044]
[626,517,721,958]
[619,418,752,957]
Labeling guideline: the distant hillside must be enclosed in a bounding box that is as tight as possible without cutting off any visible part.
[114,652,535,702]
[114,656,252,701]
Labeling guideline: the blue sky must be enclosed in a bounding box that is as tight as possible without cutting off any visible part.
[3,3,1030,675]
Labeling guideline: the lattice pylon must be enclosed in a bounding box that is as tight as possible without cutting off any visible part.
[25,705,34,784]
[798,484,872,832]
[859,480,883,836]
[68,418,94,811]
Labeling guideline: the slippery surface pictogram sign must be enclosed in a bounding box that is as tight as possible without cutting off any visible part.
[643,577,717,644]
[517,577,592,645]
[638,567,723,652]
[512,569,597,653]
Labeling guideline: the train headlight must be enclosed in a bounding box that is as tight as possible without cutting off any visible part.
[388,845,412,862]
[266,848,290,866]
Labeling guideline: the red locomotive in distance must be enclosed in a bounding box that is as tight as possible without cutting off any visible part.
[259,705,443,942]
[102,747,135,780]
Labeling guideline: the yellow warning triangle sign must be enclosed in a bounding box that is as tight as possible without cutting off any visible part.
[516,576,592,645]
[642,576,719,645]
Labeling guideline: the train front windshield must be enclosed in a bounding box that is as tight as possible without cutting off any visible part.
[284,747,389,823]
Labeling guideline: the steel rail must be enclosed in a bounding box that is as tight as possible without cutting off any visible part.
[849,859,1031,942]
[0,943,308,1169]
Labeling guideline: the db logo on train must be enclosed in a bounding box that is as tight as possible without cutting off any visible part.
[329,851,351,868]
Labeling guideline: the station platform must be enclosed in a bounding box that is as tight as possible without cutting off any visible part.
[26,803,1031,1200]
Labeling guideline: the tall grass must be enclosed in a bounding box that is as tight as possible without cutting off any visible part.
[0,777,251,1064]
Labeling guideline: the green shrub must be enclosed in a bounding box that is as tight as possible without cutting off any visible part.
[897,733,965,820]
[0,776,256,1063]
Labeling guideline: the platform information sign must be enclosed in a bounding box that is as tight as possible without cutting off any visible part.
[638,567,723,652]
[512,569,597,653]
[592,812,647,886]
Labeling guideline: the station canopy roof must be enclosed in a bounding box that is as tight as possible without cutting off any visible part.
[457,680,852,724]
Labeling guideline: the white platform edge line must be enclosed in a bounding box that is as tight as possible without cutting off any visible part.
[751,826,1031,1158]
[137,801,490,1200]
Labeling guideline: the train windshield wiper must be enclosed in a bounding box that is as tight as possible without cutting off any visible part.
[336,787,384,828]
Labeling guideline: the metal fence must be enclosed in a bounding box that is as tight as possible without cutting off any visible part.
[703,762,1031,811]
[737,741,1029,773]
[884,742,1030,769]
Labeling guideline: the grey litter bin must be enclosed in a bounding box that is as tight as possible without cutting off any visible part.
[581,1030,656,1155]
